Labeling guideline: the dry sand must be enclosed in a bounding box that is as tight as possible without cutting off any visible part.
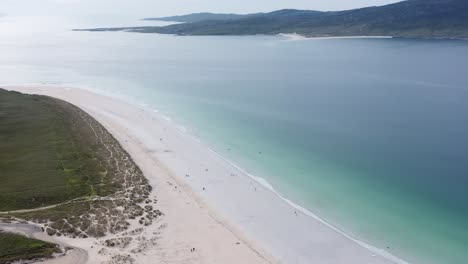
[5,86,407,264]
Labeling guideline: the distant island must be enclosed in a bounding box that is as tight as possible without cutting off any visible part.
[76,0,468,39]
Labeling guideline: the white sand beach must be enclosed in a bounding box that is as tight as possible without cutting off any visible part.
[279,33,393,41]
[5,86,405,264]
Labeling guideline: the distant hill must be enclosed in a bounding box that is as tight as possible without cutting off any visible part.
[143,12,248,23]
[78,0,468,39]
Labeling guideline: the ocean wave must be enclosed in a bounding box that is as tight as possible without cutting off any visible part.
[89,86,412,264]
[169,118,412,264]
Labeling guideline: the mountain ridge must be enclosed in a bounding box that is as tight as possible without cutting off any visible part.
[77,0,468,39]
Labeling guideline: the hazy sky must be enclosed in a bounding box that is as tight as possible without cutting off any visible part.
[2,0,402,16]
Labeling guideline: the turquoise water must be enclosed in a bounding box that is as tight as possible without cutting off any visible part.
[1,15,468,264]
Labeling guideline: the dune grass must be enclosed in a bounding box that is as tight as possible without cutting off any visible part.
[0,88,154,240]
[0,88,112,211]
[0,88,155,240]
[0,232,60,264]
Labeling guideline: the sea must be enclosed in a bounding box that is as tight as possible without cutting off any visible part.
[1,14,467,264]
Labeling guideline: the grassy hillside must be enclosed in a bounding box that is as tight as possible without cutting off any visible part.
[0,232,60,264]
[0,88,156,239]
[79,0,468,39]
[0,89,111,211]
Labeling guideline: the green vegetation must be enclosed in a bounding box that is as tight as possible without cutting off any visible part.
[0,88,155,239]
[0,232,60,264]
[79,0,468,39]
[0,89,112,212]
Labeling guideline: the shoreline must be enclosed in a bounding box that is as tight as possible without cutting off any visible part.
[278,33,468,41]
[279,33,394,41]
[5,86,408,264]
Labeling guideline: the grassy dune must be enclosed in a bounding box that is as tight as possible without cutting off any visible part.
[0,88,155,240]
[0,232,60,264]
[0,89,113,211]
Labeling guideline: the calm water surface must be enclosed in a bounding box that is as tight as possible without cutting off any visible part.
[1,15,467,264]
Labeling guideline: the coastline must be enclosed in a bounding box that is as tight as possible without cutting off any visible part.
[5,86,407,264]
[279,33,394,41]
[279,33,468,41]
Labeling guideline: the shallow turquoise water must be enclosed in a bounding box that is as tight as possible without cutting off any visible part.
[1,15,468,264]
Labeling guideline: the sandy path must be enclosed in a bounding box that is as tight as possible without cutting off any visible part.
[0,197,93,215]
